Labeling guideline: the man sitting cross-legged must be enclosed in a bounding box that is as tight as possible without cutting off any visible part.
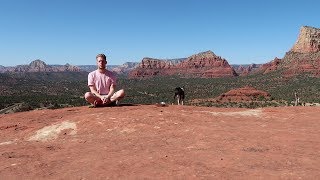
[84,53,125,107]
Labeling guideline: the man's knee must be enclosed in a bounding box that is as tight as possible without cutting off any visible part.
[84,92,93,100]
[118,89,125,98]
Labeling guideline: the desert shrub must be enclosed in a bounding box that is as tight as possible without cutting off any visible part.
[0,72,319,112]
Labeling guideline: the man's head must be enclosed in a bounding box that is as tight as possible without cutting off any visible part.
[96,53,107,70]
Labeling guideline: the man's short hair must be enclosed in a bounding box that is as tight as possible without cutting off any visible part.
[96,53,106,60]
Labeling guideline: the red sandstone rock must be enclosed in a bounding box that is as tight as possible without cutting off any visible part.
[217,86,271,102]
[0,105,319,179]
[254,26,320,77]
[234,64,261,76]
[129,51,238,78]
[258,57,281,74]
[291,26,320,53]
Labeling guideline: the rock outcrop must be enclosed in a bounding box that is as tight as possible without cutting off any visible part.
[291,26,320,53]
[1,60,82,73]
[258,57,281,74]
[14,60,50,72]
[1,105,320,179]
[280,51,320,76]
[129,58,182,77]
[62,63,81,72]
[178,51,238,78]
[111,62,140,74]
[233,64,261,76]
[255,26,320,76]
[217,86,271,102]
[279,26,320,76]
[129,51,237,78]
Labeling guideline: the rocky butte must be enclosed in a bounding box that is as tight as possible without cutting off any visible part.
[257,26,320,76]
[111,62,140,74]
[291,26,320,53]
[0,60,81,73]
[233,64,262,76]
[129,51,237,78]
[128,57,186,78]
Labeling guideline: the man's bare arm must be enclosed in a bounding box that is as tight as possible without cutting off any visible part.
[89,86,103,98]
[89,84,116,104]
[107,84,116,99]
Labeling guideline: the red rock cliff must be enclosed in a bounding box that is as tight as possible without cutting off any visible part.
[291,26,320,53]
[255,26,320,77]
[129,51,238,78]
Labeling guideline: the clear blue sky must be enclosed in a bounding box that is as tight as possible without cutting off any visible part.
[0,0,319,66]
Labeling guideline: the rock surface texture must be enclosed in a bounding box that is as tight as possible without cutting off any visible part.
[1,105,320,179]
[291,26,320,53]
[217,86,271,102]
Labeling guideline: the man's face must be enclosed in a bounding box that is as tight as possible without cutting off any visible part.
[97,57,107,69]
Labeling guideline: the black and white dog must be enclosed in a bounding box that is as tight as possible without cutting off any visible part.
[174,87,185,105]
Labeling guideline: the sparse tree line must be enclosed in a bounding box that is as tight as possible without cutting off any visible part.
[0,71,319,113]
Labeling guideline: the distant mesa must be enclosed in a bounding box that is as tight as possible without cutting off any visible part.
[232,64,262,76]
[128,57,186,78]
[217,86,271,102]
[111,62,140,74]
[1,26,319,77]
[129,50,238,78]
[127,25,319,78]
[0,59,81,73]
[258,57,281,74]
[77,63,140,74]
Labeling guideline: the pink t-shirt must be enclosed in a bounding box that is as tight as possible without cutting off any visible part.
[88,70,117,95]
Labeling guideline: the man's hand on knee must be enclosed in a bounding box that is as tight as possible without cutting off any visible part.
[101,96,111,104]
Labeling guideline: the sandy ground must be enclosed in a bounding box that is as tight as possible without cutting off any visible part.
[0,105,320,179]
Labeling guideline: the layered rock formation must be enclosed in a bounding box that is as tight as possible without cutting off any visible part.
[128,58,183,77]
[0,60,81,73]
[129,51,237,78]
[291,26,320,53]
[258,57,281,74]
[111,62,140,74]
[256,26,320,76]
[217,86,271,102]
[63,63,81,72]
[279,26,320,76]
[177,51,237,77]
[233,64,261,76]
[280,51,320,76]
